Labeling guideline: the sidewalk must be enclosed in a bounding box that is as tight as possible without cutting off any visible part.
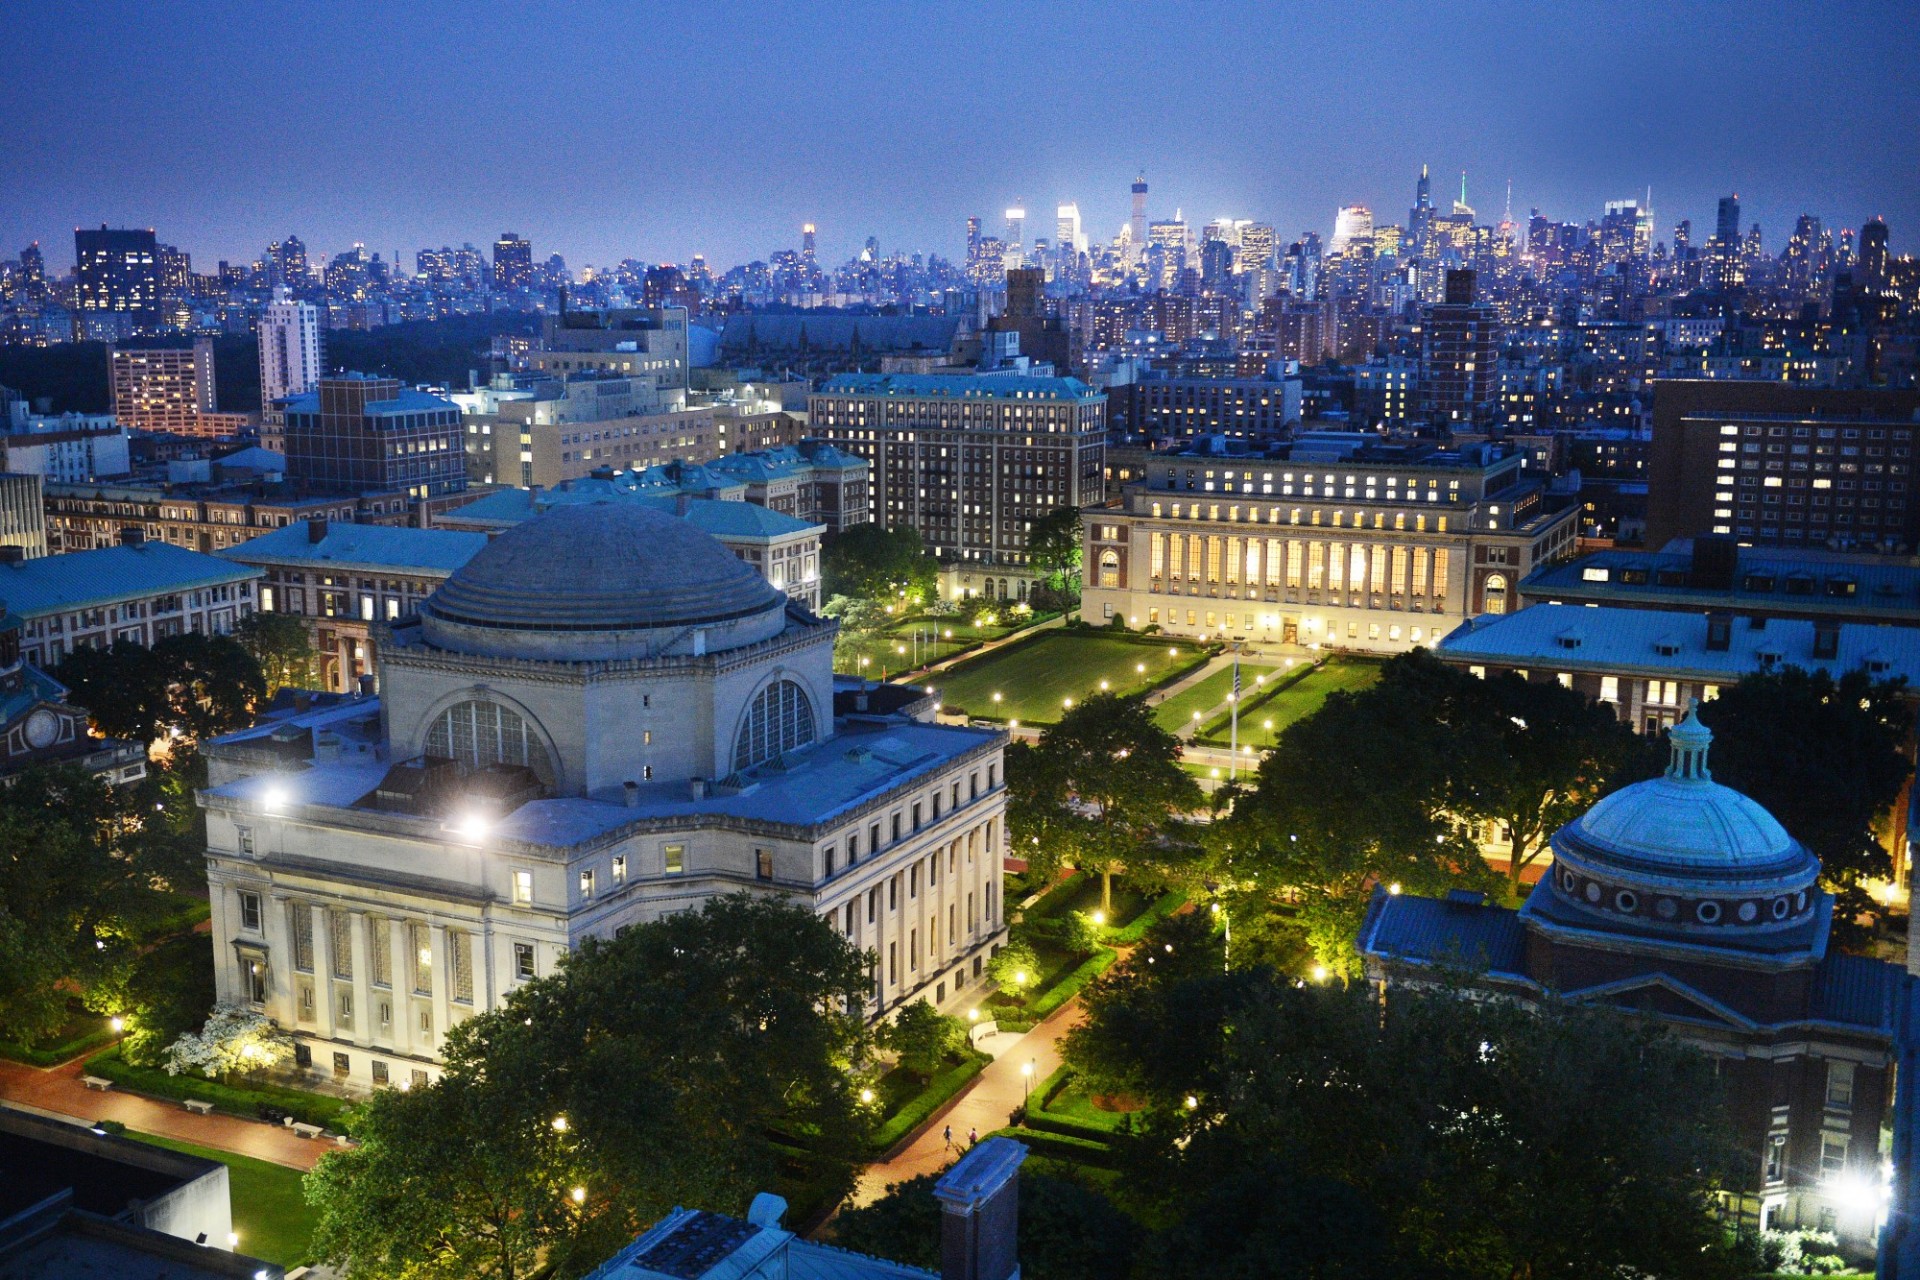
[847,998,1085,1207]
[0,1055,326,1171]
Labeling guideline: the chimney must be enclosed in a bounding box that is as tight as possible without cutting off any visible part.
[357,673,375,697]
[308,517,328,544]
[1813,618,1841,661]
[688,777,708,800]
[118,526,145,548]
[622,780,640,807]
[935,1138,1027,1280]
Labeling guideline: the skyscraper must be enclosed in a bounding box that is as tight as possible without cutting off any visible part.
[1409,165,1434,248]
[74,225,160,332]
[801,223,817,262]
[492,232,533,290]
[108,339,228,436]
[1330,206,1374,257]
[1238,223,1277,274]
[1055,203,1084,254]
[1003,207,1026,264]
[1421,269,1500,427]
[1130,175,1149,251]
[258,287,324,410]
[1715,194,1742,243]
[1707,194,1743,290]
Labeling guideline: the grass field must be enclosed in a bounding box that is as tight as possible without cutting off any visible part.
[837,615,1024,676]
[1151,662,1280,735]
[931,632,1209,724]
[131,1131,318,1268]
[1198,656,1383,748]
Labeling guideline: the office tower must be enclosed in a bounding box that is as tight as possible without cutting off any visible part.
[1672,220,1692,255]
[807,373,1106,565]
[1858,218,1891,287]
[1706,194,1744,290]
[492,232,533,290]
[1238,223,1276,274]
[1130,175,1149,250]
[802,223,817,262]
[281,374,466,498]
[1003,207,1026,265]
[1200,238,1234,291]
[18,242,43,290]
[1421,269,1500,427]
[155,244,191,305]
[966,216,981,260]
[1599,201,1650,262]
[269,235,310,291]
[74,226,160,331]
[108,339,223,435]
[1330,206,1374,257]
[258,288,324,410]
[1716,195,1741,243]
[1055,203,1083,254]
[863,235,880,262]
[1782,215,1824,296]
[1452,172,1473,218]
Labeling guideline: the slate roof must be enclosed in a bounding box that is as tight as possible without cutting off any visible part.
[0,543,260,618]
[218,523,488,576]
[1355,891,1528,978]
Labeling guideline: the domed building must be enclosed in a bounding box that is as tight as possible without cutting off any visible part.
[1360,704,1914,1256]
[199,503,1010,1091]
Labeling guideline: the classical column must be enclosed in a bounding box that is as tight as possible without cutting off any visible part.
[429,924,451,1055]
[264,894,294,1025]
[309,904,336,1040]
[348,912,373,1050]
[387,918,413,1056]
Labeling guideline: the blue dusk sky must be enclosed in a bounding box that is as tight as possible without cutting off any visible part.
[3,0,1914,271]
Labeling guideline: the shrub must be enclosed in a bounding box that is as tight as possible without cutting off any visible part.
[1030,949,1118,1019]
[84,1046,350,1129]
[879,1000,967,1079]
[987,941,1043,999]
[868,1052,989,1153]
[1105,891,1187,945]
[164,1005,295,1079]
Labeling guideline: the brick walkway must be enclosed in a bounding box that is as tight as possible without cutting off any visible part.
[0,1055,326,1170]
[847,998,1085,1207]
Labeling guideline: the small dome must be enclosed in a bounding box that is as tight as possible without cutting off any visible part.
[424,503,782,637]
[1545,704,1820,933]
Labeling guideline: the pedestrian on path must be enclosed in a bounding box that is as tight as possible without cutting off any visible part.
[943,1123,953,1152]
[967,1125,978,1148]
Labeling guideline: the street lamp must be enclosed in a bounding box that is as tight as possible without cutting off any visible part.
[860,1087,875,1104]
[1021,1059,1035,1102]
[570,1186,587,1205]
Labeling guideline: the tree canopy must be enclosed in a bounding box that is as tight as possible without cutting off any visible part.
[1006,692,1202,913]
[306,895,874,1280]
[232,611,318,694]
[1063,954,1752,1279]
[1026,506,1083,589]
[55,632,265,744]
[822,524,939,605]
[1699,666,1911,941]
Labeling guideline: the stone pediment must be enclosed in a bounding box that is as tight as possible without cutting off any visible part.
[1563,972,1759,1032]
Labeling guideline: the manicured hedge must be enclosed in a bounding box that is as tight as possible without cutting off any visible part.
[1022,871,1087,920]
[1022,1109,1128,1143]
[1029,948,1117,1019]
[83,1046,352,1130]
[988,1124,1121,1168]
[866,1051,990,1154]
[1104,890,1186,945]
[0,1026,117,1067]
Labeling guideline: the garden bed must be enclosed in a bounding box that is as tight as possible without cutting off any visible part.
[867,1050,991,1154]
[84,1046,353,1130]
[0,1011,116,1066]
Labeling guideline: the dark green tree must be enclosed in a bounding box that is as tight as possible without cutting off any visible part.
[822,524,939,605]
[306,895,873,1278]
[1010,692,1202,914]
[55,633,264,744]
[232,610,318,694]
[1699,667,1911,940]
[1025,506,1083,590]
[879,999,966,1079]
[1065,967,1752,1280]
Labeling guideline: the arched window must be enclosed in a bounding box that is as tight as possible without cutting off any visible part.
[1482,573,1508,616]
[733,680,816,773]
[1098,550,1120,588]
[426,700,555,783]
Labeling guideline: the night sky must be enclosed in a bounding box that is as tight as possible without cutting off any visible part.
[5,0,1914,272]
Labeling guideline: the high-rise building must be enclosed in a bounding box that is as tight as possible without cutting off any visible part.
[801,223,817,262]
[808,373,1106,566]
[109,339,247,437]
[1130,175,1149,252]
[1330,206,1374,257]
[74,226,160,332]
[268,235,309,292]
[492,232,533,290]
[281,374,467,499]
[1238,223,1276,274]
[1858,217,1892,288]
[258,288,324,410]
[1420,269,1500,428]
[1055,203,1084,254]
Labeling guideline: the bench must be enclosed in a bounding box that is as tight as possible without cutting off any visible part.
[290,1121,324,1139]
[182,1099,214,1115]
[80,1075,112,1091]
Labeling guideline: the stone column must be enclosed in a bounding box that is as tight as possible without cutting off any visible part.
[348,913,373,1049]
[429,924,451,1057]
[310,904,335,1040]
[387,918,413,1056]
[264,894,294,1024]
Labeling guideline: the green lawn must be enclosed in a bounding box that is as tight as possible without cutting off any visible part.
[1151,662,1280,734]
[1198,656,1383,748]
[930,632,1209,724]
[131,1131,319,1269]
[838,615,1025,677]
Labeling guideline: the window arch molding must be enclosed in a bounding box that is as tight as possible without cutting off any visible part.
[415,686,560,786]
[731,676,817,775]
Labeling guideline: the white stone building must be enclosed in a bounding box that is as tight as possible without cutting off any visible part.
[199,503,1009,1091]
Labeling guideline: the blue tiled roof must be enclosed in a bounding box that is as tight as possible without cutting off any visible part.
[0,543,260,618]
[445,482,818,540]
[217,523,488,576]
[1810,952,1908,1033]
[1356,891,1529,976]
[816,372,1098,401]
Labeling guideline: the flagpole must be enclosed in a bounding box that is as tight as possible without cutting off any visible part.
[1229,648,1240,781]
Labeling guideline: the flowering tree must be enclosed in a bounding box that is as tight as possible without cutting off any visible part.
[164,1004,295,1078]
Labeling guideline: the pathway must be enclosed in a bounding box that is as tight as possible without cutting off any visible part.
[846,998,1085,1208]
[0,1055,325,1171]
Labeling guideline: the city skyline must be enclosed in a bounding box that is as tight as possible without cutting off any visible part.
[3,0,1915,272]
